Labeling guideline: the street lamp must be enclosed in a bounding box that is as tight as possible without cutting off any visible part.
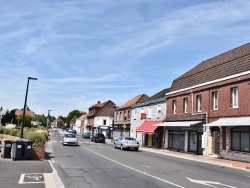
[0,106,6,126]
[20,77,38,138]
[47,110,52,129]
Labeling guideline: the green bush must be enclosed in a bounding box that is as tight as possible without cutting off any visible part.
[0,127,4,134]
[26,132,46,148]
[3,128,11,135]
[10,129,19,136]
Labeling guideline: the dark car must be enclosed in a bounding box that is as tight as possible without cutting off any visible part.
[91,133,105,143]
[82,132,90,139]
[71,130,76,134]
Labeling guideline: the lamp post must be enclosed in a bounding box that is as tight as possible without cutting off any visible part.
[20,77,37,138]
[47,110,52,129]
[0,106,6,126]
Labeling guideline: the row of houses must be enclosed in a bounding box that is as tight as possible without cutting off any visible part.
[71,42,250,163]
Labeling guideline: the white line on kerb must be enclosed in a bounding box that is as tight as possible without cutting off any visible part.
[81,146,186,188]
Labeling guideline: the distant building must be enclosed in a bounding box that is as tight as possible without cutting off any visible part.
[15,106,35,117]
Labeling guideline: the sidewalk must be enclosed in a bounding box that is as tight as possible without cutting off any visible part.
[139,147,250,171]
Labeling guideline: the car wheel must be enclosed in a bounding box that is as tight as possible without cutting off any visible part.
[135,147,138,151]
[121,144,123,150]
[94,139,97,143]
[103,141,105,143]
[114,143,116,148]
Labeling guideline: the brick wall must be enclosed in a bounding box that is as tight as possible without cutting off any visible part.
[220,127,250,162]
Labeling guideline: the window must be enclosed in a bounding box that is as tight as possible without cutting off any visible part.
[157,105,161,118]
[124,110,127,121]
[183,98,188,113]
[119,112,122,121]
[148,107,152,119]
[231,87,239,108]
[197,95,202,112]
[134,109,137,120]
[172,100,177,114]
[103,119,106,125]
[128,110,130,120]
[116,112,119,121]
[231,126,250,152]
[212,92,218,110]
[141,107,144,113]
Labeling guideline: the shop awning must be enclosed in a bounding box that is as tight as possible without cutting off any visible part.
[205,117,250,126]
[136,121,162,133]
[154,121,202,127]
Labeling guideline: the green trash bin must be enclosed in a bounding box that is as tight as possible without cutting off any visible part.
[1,139,13,158]
[22,139,33,160]
[12,139,24,161]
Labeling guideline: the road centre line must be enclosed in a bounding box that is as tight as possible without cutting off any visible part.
[81,146,186,188]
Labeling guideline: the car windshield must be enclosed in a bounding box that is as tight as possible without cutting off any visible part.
[65,134,76,138]
[125,137,136,141]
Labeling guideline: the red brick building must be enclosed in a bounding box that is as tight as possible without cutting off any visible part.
[158,43,250,162]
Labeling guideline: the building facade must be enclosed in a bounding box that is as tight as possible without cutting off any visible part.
[131,88,169,148]
[159,42,250,161]
[113,94,148,140]
[93,109,114,139]
[87,100,116,134]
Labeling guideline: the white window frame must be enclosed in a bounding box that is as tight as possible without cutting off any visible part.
[197,95,202,112]
[148,106,152,119]
[232,87,239,108]
[213,92,218,110]
[184,98,188,113]
[173,100,177,114]
[134,109,137,120]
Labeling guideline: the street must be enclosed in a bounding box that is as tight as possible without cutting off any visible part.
[49,130,250,188]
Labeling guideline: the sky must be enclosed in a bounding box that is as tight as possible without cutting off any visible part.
[1,0,250,118]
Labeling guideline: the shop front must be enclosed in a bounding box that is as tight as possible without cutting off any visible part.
[136,121,163,148]
[113,124,130,140]
[205,117,250,162]
[157,121,204,154]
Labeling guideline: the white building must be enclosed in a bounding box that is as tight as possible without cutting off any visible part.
[93,109,114,139]
[130,88,169,148]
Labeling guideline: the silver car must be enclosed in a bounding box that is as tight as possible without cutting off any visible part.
[62,133,78,146]
[114,136,139,151]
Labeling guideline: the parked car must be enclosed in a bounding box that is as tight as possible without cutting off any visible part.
[91,133,105,143]
[82,132,90,139]
[71,130,76,134]
[62,133,78,146]
[114,136,139,151]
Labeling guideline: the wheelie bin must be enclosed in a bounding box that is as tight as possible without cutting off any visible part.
[1,139,12,158]
[22,139,33,160]
[12,139,24,160]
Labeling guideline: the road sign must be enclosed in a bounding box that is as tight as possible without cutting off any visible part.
[122,124,127,129]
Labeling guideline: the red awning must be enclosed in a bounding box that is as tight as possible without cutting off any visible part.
[136,121,162,133]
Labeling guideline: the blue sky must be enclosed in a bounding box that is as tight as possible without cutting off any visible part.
[1,0,250,118]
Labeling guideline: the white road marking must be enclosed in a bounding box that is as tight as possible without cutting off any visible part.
[186,177,237,188]
[81,146,185,188]
[90,145,103,148]
[19,173,44,184]
[142,165,151,168]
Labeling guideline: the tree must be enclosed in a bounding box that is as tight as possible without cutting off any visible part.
[65,110,86,127]
[32,114,47,127]
[1,109,17,125]
[17,115,33,128]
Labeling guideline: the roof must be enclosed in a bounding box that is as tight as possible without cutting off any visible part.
[98,109,114,117]
[146,88,170,101]
[136,121,162,133]
[132,88,170,108]
[116,94,149,110]
[89,101,109,109]
[170,42,250,92]
[77,114,88,120]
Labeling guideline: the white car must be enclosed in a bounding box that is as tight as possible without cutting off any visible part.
[62,133,78,146]
[114,136,139,151]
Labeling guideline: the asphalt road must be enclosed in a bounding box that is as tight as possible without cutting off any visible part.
[49,130,250,188]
